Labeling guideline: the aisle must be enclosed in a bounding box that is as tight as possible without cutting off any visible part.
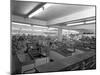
[72,49,84,56]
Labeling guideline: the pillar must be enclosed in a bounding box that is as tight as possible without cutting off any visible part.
[58,27,62,41]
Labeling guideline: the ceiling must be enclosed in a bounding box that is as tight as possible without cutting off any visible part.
[12,0,93,21]
[11,0,95,34]
[32,4,91,21]
[12,1,40,17]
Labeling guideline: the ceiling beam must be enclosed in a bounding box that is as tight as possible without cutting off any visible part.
[65,16,96,24]
[26,2,46,17]
[12,21,47,27]
[47,16,96,27]
[67,22,95,27]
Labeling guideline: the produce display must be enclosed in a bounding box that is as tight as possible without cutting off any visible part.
[75,36,96,51]
[12,34,96,59]
[11,34,96,74]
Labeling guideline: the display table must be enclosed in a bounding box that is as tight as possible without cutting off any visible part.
[36,51,95,72]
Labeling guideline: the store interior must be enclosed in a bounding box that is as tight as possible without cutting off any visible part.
[11,0,96,74]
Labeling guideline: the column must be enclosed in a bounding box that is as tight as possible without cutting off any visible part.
[58,27,62,41]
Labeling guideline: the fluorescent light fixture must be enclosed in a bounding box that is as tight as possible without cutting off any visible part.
[45,30,57,32]
[28,8,43,18]
[33,29,42,32]
[85,20,95,23]
[33,25,47,28]
[33,26,48,31]
[21,28,32,31]
[48,27,58,31]
[28,3,53,18]
[67,22,84,26]
[67,20,95,26]
[63,29,69,32]
[12,22,30,26]
[43,3,53,9]
[63,29,79,34]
